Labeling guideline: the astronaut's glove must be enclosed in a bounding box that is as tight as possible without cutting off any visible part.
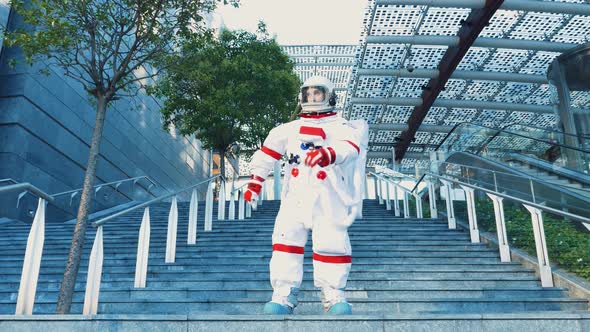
[244,175,264,210]
[304,147,336,168]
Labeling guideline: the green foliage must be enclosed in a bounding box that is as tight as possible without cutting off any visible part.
[149,27,300,155]
[453,199,590,280]
[4,0,238,100]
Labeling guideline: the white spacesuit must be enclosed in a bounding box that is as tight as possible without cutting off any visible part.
[245,76,368,315]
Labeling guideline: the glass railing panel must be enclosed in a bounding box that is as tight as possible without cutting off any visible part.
[439,160,590,220]
[485,130,590,175]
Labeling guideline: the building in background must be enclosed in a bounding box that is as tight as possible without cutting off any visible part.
[0,4,213,223]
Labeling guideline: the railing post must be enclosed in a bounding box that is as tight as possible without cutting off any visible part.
[238,190,245,220]
[378,177,384,205]
[523,205,554,287]
[83,226,104,315]
[440,180,456,229]
[364,175,369,199]
[414,193,423,219]
[263,181,269,201]
[246,201,252,218]
[373,176,378,200]
[15,198,46,315]
[428,180,438,219]
[217,180,226,221]
[486,193,511,262]
[403,191,410,218]
[460,186,480,243]
[259,182,265,206]
[205,181,214,231]
[228,190,236,220]
[135,207,150,288]
[165,196,179,263]
[188,189,198,244]
[385,180,391,211]
[393,183,400,217]
[273,161,282,200]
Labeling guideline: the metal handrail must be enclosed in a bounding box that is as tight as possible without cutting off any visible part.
[437,161,590,193]
[503,123,590,140]
[93,174,223,227]
[409,121,590,193]
[51,176,157,198]
[374,167,419,184]
[437,122,590,154]
[232,183,248,194]
[425,171,590,224]
[369,172,413,194]
[0,178,18,185]
[0,183,54,203]
[1,176,157,208]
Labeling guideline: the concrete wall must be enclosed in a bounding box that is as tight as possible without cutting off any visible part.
[0,13,211,223]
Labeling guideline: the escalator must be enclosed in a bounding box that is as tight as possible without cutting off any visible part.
[418,122,590,222]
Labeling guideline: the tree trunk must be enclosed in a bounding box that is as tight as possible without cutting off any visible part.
[56,95,108,314]
[219,148,226,180]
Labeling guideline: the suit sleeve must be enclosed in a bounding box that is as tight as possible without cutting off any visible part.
[250,124,289,180]
[331,123,361,165]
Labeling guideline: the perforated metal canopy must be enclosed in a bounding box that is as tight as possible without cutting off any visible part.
[240,1,590,176]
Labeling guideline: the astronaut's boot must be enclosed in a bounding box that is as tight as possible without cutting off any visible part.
[321,287,352,315]
[263,287,299,315]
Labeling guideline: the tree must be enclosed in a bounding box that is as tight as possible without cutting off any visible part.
[149,26,300,178]
[3,0,238,314]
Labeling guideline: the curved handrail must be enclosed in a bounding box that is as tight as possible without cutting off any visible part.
[1,176,158,208]
[51,176,157,198]
[0,178,19,185]
[232,183,248,194]
[375,167,418,184]
[0,183,54,203]
[369,172,413,194]
[93,174,223,227]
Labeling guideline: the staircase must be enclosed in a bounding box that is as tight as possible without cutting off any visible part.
[0,199,588,330]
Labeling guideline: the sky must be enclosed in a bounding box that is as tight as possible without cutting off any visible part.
[214,0,368,45]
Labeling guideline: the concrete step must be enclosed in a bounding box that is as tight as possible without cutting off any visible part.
[0,224,466,233]
[0,270,539,282]
[3,286,568,302]
[2,312,588,331]
[0,257,508,270]
[0,297,586,315]
[0,278,544,291]
[0,242,497,254]
[0,251,503,265]
[0,241,495,252]
[0,262,529,273]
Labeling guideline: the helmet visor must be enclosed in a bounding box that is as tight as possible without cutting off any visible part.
[301,86,328,104]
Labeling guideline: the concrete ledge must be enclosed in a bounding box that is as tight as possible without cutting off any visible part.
[1,313,589,332]
[455,218,590,308]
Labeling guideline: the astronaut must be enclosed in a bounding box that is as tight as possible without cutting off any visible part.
[244,76,367,315]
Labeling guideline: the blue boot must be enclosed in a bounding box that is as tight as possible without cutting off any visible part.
[263,287,299,315]
[263,301,293,315]
[327,301,352,315]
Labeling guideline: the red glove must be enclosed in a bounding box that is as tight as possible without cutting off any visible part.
[304,147,336,167]
[244,175,264,208]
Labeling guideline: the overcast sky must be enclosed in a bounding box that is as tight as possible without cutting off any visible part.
[214,0,368,45]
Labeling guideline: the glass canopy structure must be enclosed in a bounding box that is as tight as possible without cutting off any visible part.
[280,0,590,174]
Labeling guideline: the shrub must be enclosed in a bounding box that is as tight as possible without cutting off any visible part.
[438,198,590,280]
